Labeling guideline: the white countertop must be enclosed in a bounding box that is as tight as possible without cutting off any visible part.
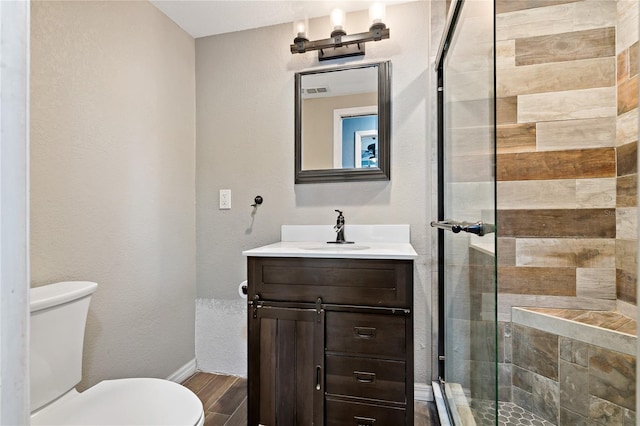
[242,225,418,260]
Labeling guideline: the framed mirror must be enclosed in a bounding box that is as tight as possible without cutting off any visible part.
[295,61,391,184]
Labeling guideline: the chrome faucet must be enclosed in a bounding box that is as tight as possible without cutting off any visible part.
[328,209,353,244]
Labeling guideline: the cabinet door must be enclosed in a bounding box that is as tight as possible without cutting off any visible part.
[248,305,325,426]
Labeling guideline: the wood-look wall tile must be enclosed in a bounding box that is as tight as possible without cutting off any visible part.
[618,49,629,83]
[576,178,616,209]
[516,238,615,268]
[497,57,614,98]
[496,1,615,42]
[517,87,616,123]
[497,96,518,125]
[450,154,495,183]
[496,0,579,15]
[536,117,616,152]
[497,123,536,153]
[497,179,576,209]
[499,266,576,296]
[615,239,637,273]
[500,209,615,238]
[616,207,637,241]
[498,238,516,266]
[497,148,616,181]
[630,41,638,77]
[576,268,616,300]
[617,141,637,176]
[616,173,638,207]
[616,0,640,54]
[617,75,638,115]
[497,40,515,69]
[515,27,615,66]
[617,268,637,304]
[450,126,495,156]
[616,108,638,146]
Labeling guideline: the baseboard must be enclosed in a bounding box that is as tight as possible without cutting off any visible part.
[414,383,433,401]
[167,358,197,383]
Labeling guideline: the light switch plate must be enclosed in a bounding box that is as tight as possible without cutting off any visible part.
[219,189,231,209]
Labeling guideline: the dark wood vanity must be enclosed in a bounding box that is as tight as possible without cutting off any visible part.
[247,256,414,425]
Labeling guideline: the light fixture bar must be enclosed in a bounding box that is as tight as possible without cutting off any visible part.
[290,28,390,61]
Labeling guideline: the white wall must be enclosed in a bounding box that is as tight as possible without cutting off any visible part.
[30,1,197,390]
[195,2,433,384]
[0,1,30,423]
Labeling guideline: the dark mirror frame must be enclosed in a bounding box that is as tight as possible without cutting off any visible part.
[294,61,391,184]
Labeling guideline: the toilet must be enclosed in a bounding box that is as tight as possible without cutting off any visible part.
[30,281,204,426]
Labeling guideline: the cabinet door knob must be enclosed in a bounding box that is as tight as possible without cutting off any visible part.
[353,371,376,383]
[353,326,376,339]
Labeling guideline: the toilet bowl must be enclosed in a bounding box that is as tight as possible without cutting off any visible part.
[30,281,204,426]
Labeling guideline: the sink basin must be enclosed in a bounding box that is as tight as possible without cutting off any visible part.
[304,245,370,251]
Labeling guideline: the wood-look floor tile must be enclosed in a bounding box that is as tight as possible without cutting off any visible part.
[199,374,238,412]
[616,108,638,146]
[203,412,229,426]
[224,397,248,426]
[207,377,247,416]
[536,117,616,152]
[572,311,632,330]
[182,372,216,395]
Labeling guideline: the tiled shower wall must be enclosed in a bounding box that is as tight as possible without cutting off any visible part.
[495,0,638,320]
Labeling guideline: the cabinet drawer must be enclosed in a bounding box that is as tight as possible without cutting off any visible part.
[325,355,405,403]
[248,257,412,307]
[326,312,406,358]
[325,398,406,426]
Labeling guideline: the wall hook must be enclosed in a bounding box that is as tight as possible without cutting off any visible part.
[251,196,263,207]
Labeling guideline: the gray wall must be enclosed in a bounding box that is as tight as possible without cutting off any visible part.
[30,1,196,390]
[195,2,434,384]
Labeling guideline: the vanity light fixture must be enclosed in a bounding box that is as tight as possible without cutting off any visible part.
[290,3,390,62]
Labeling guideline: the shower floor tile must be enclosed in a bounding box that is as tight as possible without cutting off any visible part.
[471,400,554,426]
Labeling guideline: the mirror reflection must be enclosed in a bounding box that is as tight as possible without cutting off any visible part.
[295,61,391,184]
[301,66,378,170]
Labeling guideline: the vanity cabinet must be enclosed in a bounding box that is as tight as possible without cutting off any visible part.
[247,257,414,426]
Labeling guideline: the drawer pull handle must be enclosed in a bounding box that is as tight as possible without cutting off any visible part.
[354,326,376,339]
[353,371,376,383]
[354,416,376,426]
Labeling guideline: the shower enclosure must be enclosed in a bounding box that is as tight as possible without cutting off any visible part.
[434,1,638,425]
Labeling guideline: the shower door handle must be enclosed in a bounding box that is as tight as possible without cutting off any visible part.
[430,219,494,236]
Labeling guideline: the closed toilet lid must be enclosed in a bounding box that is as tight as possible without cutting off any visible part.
[31,378,204,426]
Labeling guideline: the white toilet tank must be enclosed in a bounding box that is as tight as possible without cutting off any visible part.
[30,281,98,413]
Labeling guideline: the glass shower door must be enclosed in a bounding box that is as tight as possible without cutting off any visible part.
[433,0,496,424]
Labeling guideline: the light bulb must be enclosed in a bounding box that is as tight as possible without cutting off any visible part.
[330,8,346,36]
[369,3,386,31]
[293,18,308,41]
